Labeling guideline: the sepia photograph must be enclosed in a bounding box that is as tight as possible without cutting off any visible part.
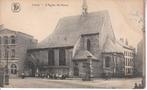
[0,0,145,89]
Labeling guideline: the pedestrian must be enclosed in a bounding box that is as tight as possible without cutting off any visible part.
[139,83,142,88]
[134,83,138,89]
[21,72,25,79]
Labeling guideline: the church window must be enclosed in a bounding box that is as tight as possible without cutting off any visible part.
[59,48,66,66]
[87,39,91,51]
[48,49,54,66]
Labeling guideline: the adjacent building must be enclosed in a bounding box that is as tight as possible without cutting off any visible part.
[118,38,135,77]
[135,39,145,77]
[0,28,37,77]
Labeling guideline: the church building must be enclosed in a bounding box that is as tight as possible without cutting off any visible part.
[25,0,134,78]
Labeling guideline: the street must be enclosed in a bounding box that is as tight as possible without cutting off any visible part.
[4,77,142,88]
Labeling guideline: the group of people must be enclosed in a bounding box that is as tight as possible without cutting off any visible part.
[134,79,144,89]
[34,73,68,80]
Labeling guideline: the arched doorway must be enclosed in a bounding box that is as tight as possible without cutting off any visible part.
[11,64,17,74]
[74,67,79,76]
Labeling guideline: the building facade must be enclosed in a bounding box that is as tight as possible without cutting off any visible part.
[0,28,37,77]
[135,39,144,77]
[118,39,135,77]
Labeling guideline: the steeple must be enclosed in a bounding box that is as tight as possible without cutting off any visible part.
[82,0,88,16]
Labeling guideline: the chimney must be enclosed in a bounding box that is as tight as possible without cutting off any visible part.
[120,38,124,43]
[125,38,128,46]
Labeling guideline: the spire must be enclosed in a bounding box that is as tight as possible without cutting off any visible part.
[82,0,88,16]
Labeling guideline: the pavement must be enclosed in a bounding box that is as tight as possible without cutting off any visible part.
[3,77,142,88]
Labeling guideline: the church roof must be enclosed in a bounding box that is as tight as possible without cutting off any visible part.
[73,50,97,60]
[117,41,134,50]
[38,10,109,48]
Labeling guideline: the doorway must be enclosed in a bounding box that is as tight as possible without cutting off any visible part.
[27,61,36,77]
[73,67,79,76]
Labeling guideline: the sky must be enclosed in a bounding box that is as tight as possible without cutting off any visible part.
[0,0,144,48]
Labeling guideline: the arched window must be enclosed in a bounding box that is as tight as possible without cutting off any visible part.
[4,36,8,44]
[11,36,15,44]
[105,56,111,67]
[87,39,91,51]
[11,64,17,74]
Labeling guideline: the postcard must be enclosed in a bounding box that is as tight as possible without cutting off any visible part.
[0,0,145,89]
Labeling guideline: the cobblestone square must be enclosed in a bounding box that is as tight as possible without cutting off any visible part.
[4,77,142,89]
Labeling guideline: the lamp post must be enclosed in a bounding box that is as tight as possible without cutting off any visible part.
[4,45,9,85]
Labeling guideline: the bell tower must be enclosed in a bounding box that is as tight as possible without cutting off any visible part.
[82,0,88,16]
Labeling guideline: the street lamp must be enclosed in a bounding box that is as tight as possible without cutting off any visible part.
[4,45,9,85]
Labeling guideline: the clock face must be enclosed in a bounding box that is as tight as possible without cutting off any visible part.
[11,2,21,13]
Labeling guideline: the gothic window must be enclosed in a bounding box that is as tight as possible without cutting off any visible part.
[48,49,54,66]
[11,49,15,58]
[4,36,8,44]
[11,64,17,74]
[87,39,91,51]
[11,36,15,44]
[59,48,66,66]
[105,56,111,67]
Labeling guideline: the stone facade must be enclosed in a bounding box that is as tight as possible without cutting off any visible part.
[102,53,125,77]
[0,28,37,77]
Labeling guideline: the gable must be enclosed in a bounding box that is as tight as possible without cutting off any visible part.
[0,28,16,35]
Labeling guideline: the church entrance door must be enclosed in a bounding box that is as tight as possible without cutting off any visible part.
[73,67,79,76]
